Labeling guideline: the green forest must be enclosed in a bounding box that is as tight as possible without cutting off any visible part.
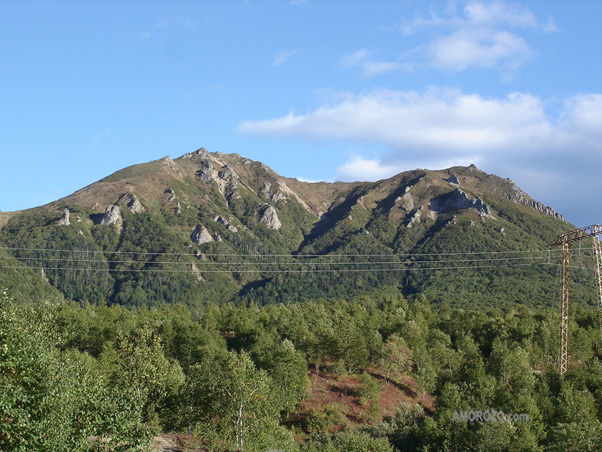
[3,287,602,451]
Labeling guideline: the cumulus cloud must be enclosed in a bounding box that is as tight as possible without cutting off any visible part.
[427,28,532,72]
[238,88,602,223]
[401,0,557,73]
[239,88,559,154]
[336,156,400,182]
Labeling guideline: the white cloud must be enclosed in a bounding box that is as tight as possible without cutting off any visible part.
[464,1,538,27]
[272,49,298,67]
[238,88,602,224]
[400,0,556,73]
[296,176,326,183]
[404,1,552,33]
[239,88,559,154]
[428,28,532,72]
[336,156,400,182]
[340,50,400,78]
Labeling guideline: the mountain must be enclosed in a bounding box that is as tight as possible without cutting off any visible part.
[0,148,588,309]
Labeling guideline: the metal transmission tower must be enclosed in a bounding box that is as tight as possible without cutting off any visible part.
[549,224,602,375]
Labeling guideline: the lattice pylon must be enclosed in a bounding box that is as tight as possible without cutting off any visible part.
[594,237,602,343]
[559,240,570,375]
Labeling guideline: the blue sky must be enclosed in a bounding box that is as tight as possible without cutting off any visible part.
[1,0,600,227]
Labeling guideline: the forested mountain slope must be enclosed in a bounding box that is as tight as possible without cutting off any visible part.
[0,148,592,309]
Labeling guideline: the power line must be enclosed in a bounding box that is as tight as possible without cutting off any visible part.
[0,245,563,259]
[0,254,552,266]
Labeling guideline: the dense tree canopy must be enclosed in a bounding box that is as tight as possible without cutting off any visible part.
[2,286,602,451]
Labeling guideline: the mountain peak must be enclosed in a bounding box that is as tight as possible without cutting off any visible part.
[0,147,572,307]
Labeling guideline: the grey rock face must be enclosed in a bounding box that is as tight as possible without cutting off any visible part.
[213,215,229,226]
[505,182,564,221]
[118,193,145,214]
[214,215,239,232]
[447,174,460,186]
[165,188,177,202]
[182,147,209,159]
[191,225,214,244]
[430,189,493,218]
[190,262,205,281]
[100,205,122,226]
[399,191,415,211]
[58,208,70,226]
[260,181,287,203]
[407,207,422,228]
[260,181,272,197]
[195,147,209,158]
[218,165,239,183]
[260,205,282,230]
[197,160,214,182]
[196,159,241,201]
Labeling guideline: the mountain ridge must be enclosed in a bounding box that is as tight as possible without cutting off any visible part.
[0,147,582,309]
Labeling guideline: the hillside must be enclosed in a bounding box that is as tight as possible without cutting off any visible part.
[0,148,589,309]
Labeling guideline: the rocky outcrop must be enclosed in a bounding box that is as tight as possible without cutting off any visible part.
[505,181,564,221]
[58,208,70,226]
[213,215,238,232]
[407,207,422,228]
[430,189,494,218]
[100,205,122,226]
[190,262,205,282]
[219,166,239,185]
[165,188,177,203]
[260,181,286,202]
[118,193,145,214]
[395,187,415,212]
[447,174,460,186]
[213,215,228,225]
[196,159,241,200]
[191,225,214,244]
[197,160,214,182]
[259,205,282,230]
[182,147,209,159]
[161,156,183,177]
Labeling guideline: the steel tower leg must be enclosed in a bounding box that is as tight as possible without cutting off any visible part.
[559,240,570,375]
[594,237,602,343]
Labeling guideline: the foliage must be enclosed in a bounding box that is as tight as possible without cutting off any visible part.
[2,280,602,451]
[0,289,152,451]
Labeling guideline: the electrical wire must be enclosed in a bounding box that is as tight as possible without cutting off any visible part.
[0,245,588,276]
[0,245,563,259]
[0,254,552,266]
